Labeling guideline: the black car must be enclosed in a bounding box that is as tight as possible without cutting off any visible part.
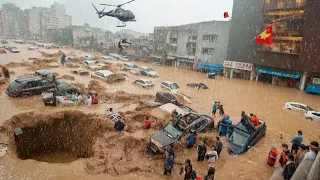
[187,83,209,89]
[41,83,80,105]
[149,112,214,153]
[6,77,55,97]
[228,120,266,155]
[155,91,181,106]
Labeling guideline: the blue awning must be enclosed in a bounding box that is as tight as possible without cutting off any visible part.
[257,68,300,79]
[196,62,223,72]
[180,58,194,63]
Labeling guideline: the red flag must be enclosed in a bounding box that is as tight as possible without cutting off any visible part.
[256,23,273,44]
[224,12,229,18]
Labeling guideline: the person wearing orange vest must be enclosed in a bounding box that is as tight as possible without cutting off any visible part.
[145,116,151,129]
[250,113,260,128]
[267,144,278,166]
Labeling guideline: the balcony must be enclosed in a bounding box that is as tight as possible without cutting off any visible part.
[258,38,301,55]
[264,0,306,11]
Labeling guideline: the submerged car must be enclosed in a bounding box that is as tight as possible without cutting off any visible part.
[155,91,181,106]
[283,102,314,113]
[161,81,180,93]
[10,47,20,53]
[91,70,125,83]
[70,69,90,75]
[139,66,159,77]
[149,112,214,153]
[304,111,320,121]
[6,76,55,97]
[41,83,80,105]
[35,69,54,78]
[187,83,209,89]
[133,79,154,88]
[83,60,105,70]
[129,67,147,76]
[207,72,216,79]
[228,120,266,155]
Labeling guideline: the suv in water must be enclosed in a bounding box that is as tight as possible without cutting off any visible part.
[228,120,266,155]
[41,83,80,105]
[149,112,214,153]
[6,77,55,97]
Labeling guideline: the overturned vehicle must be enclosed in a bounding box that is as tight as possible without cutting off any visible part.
[227,120,266,155]
[149,112,214,153]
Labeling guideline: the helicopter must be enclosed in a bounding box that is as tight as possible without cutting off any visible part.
[91,0,136,27]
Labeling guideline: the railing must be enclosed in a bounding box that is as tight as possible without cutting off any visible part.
[264,0,306,10]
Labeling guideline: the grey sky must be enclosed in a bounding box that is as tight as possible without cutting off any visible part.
[1,0,233,33]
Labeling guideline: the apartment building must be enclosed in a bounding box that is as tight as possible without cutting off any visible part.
[227,0,319,90]
[0,3,25,38]
[154,21,230,69]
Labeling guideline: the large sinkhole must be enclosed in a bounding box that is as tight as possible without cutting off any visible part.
[13,112,105,163]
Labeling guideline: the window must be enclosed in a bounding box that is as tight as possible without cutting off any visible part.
[203,35,218,42]
[25,81,38,88]
[39,79,53,86]
[186,42,196,48]
[9,80,22,90]
[140,81,146,84]
[264,0,306,10]
[202,48,214,55]
[188,36,197,41]
[162,82,168,87]
[164,93,176,101]
[170,83,180,90]
[94,72,104,77]
[312,113,320,117]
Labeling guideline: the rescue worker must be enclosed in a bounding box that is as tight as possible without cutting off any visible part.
[291,130,303,154]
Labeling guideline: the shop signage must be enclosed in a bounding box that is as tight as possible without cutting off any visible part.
[180,58,194,63]
[257,68,300,79]
[313,77,320,85]
[223,61,253,71]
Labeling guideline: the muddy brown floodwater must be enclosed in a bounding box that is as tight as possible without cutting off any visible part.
[0,42,320,180]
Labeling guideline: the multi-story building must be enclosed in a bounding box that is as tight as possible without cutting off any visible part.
[227,0,319,90]
[0,3,25,38]
[72,25,106,47]
[132,35,154,56]
[62,15,72,28]
[153,21,230,69]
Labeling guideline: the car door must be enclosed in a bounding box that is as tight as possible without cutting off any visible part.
[38,79,54,93]
[23,81,39,95]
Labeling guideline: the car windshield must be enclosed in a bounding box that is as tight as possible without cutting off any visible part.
[146,68,154,72]
[229,129,250,147]
[9,80,22,90]
[170,83,180,90]
[163,123,183,139]
[145,81,152,84]
[306,106,314,111]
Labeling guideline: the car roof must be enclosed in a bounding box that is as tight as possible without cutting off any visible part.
[139,66,150,69]
[95,70,114,76]
[139,79,152,82]
[286,102,307,106]
[15,76,44,82]
[162,81,175,84]
[84,60,95,63]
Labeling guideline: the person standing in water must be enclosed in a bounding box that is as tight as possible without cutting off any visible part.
[163,150,174,175]
[267,144,278,166]
[197,140,207,161]
[219,105,225,117]
[60,53,66,67]
[214,137,223,157]
[212,102,218,116]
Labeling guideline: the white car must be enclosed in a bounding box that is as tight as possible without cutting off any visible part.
[91,70,125,83]
[283,102,315,113]
[28,46,37,50]
[139,66,159,77]
[161,81,180,93]
[133,79,154,88]
[123,63,138,70]
[83,60,105,70]
[101,56,113,61]
[120,56,129,61]
[304,111,320,121]
[84,54,93,60]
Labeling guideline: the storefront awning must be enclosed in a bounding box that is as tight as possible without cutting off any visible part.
[196,62,223,72]
[257,68,300,79]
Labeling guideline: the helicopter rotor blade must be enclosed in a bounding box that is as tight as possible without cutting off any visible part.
[91,3,99,12]
[100,4,118,7]
[118,0,135,7]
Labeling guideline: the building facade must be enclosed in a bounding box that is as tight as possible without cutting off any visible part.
[154,21,230,69]
[0,3,25,38]
[227,0,320,90]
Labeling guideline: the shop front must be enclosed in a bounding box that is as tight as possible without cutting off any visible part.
[256,68,301,88]
[179,58,195,69]
[223,61,254,80]
[196,62,224,73]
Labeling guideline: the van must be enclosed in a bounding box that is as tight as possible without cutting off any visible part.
[123,63,138,70]
[6,77,55,97]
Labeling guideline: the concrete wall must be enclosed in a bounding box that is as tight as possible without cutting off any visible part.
[307,152,320,180]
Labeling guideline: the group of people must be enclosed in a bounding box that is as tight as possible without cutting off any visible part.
[163,133,223,179]
[267,130,319,180]
[212,102,224,117]
[85,92,99,106]
[1,66,10,78]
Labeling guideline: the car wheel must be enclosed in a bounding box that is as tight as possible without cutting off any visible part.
[307,117,313,121]
[143,86,146,88]
[288,108,291,110]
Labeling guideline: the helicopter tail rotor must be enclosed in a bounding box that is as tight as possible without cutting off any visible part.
[92,3,106,18]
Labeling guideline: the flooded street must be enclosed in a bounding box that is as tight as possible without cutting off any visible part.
[0,45,320,180]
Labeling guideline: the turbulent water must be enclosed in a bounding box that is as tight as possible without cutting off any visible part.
[0,43,319,180]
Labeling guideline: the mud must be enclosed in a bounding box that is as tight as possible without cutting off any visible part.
[5,61,31,68]
[0,49,6,54]
[58,75,76,81]
[66,63,80,68]
[39,50,65,58]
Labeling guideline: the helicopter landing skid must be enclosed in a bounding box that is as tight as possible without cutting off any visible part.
[117,21,126,27]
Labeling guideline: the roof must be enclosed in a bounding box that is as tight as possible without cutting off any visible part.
[162,81,175,84]
[16,76,43,82]
[95,70,114,77]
